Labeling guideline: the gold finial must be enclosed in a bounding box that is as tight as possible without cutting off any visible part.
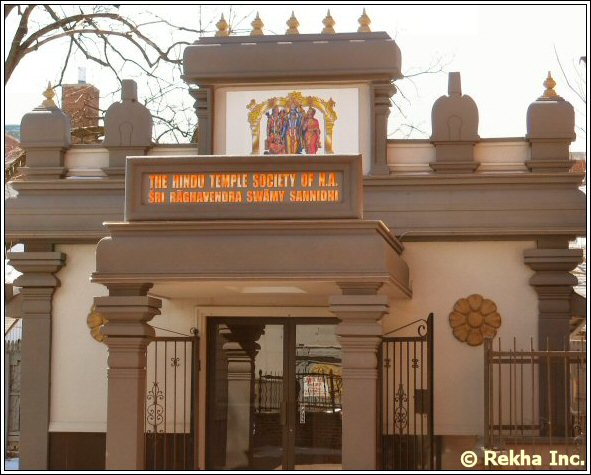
[250,12,264,36]
[538,71,563,101]
[286,11,300,35]
[358,8,371,33]
[322,9,336,34]
[41,81,57,108]
[215,13,229,37]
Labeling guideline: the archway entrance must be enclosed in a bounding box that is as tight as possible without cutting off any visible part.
[206,318,342,470]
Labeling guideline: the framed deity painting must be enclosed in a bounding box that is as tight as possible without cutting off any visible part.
[247,91,337,155]
[222,87,361,158]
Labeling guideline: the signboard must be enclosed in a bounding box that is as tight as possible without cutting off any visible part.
[303,375,330,399]
[125,155,362,221]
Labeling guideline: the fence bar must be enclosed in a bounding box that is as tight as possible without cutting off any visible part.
[191,333,200,469]
[163,341,167,470]
[413,341,417,469]
[509,341,513,439]
[484,338,490,448]
[153,341,158,469]
[419,335,424,468]
[406,341,410,470]
[563,338,568,455]
[546,337,552,445]
[497,337,502,449]
[530,337,535,449]
[183,341,187,470]
[427,314,434,470]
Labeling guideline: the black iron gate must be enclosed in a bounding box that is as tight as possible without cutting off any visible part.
[379,314,435,470]
[145,329,199,470]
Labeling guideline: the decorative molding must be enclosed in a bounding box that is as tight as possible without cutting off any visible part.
[87,304,108,343]
[449,294,501,346]
[321,10,336,34]
[358,9,371,33]
[286,11,300,35]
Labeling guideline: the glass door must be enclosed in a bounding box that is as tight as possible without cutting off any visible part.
[292,322,342,470]
[206,318,341,470]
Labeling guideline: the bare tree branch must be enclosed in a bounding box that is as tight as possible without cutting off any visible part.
[5,5,36,83]
[554,45,586,105]
[5,4,17,19]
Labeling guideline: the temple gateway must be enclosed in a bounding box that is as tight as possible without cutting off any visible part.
[5,10,586,472]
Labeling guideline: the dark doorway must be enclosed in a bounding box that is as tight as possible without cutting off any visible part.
[206,318,342,470]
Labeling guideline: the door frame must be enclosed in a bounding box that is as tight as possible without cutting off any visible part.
[205,316,339,470]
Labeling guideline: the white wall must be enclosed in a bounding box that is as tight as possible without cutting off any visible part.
[51,241,539,440]
[50,245,198,432]
[386,140,529,174]
[51,244,109,432]
[384,241,538,436]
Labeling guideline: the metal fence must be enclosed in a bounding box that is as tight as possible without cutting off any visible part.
[255,369,342,413]
[144,331,199,470]
[484,337,586,468]
[5,319,22,458]
[379,314,435,470]
[4,339,21,457]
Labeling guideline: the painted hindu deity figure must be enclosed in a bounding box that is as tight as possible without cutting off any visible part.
[264,106,287,154]
[262,99,323,155]
[285,102,304,154]
[302,107,322,154]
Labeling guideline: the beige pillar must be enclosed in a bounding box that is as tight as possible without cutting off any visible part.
[94,284,161,470]
[524,238,583,435]
[524,238,583,348]
[370,81,396,175]
[220,324,264,468]
[7,249,65,470]
[189,87,213,154]
[330,283,389,470]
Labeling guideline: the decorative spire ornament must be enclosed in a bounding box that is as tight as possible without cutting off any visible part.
[286,11,300,35]
[538,71,563,101]
[322,9,336,34]
[250,12,264,36]
[215,13,229,37]
[41,82,57,108]
[358,8,371,33]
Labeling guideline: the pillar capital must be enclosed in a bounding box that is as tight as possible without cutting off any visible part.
[523,242,583,348]
[8,251,66,288]
[337,281,384,295]
[330,294,389,330]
